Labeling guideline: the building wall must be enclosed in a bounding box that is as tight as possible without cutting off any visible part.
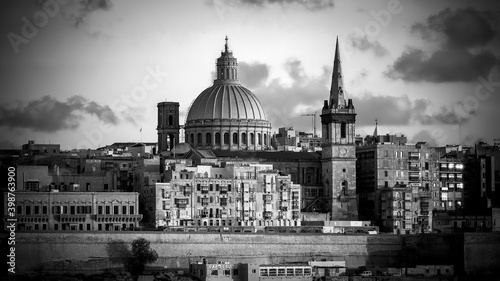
[4,191,142,231]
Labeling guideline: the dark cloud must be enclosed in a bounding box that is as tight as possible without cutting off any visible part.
[349,34,388,57]
[415,100,477,125]
[385,47,497,82]
[0,95,118,132]
[211,0,334,11]
[388,7,500,83]
[38,0,113,27]
[411,8,499,48]
[238,61,269,88]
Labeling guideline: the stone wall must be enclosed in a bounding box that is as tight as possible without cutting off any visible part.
[11,232,500,276]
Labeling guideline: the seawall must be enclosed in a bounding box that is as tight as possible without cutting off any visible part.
[10,232,500,275]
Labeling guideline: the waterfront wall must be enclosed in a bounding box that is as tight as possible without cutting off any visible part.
[11,232,500,275]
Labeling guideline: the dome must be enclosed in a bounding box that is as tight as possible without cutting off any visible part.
[186,84,267,122]
[184,37,271,151]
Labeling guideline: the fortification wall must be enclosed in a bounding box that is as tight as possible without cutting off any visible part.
[11,232,500,275]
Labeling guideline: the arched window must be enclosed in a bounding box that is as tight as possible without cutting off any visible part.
[250,133,255,145]
[263,134,267,145]
[242,133,247,144]
[341,122,346,138]
[258,133,262,145]
[206,133,212,145]
[197,133,202,146]
[232,133,238,144]
[341,180,348,195]
[215,133,221,145]
[224,133,229,144]
[190,134,194,145]
[168,115,173,126]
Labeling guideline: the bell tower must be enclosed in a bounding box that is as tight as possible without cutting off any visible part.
[320,37,358,220]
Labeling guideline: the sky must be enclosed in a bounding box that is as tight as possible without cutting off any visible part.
[1,0,499,150]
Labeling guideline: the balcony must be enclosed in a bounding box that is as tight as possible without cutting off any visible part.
[94,214,143,222]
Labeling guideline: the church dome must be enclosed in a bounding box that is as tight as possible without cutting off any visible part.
[186,84,267,122]
[184,37,272,151]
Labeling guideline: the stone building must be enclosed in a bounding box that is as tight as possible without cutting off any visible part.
[145,161,301,229]
[320,38,358,220]
[4,191,142,231]
[157,101,180,153]
[184,37,272,151]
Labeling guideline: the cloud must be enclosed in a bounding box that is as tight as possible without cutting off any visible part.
[349,34,388,57]
[410,130,439,147]
[411,8,499,48]
[387,7,500,83]
[238,61,269,88]
[0,95,118,132]
[38,0,113,27]
[385,47,497,82]
[352,93,412,126]
[210,0,334,11]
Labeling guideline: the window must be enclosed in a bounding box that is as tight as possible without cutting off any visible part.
[190,134,194,145]
[242,132,247,144]
[114,206,119,214]
[224,270,230,276]
[250,133,255,145]
[341,122,346,138]
[168,115,173,126]
[264,133,267,145]
[232,132,238,144]
[17,206,22,215]
[98,206,103,214]
[34,206,40,215]
[26,206,31,215]
[215,133,221,145]
[130,206,135,214]
[197,133,202,145]
[385,171,388,177]
[211,270,218,276]
[258,133,262,145]
[224,133,229,144]
[42,206,47,214]
[233,269,238,276]
[206,133,211,145]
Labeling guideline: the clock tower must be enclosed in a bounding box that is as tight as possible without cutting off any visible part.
[320,37,358,220]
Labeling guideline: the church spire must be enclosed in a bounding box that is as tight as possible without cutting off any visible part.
[329,37,346,109]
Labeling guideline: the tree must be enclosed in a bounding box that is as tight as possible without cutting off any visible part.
[127,237,159,275]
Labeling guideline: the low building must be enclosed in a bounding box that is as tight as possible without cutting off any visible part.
[4,191,142,231]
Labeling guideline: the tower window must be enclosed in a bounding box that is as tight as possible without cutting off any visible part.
[341,122,346,138]
[215,133,221,145]
[168,115,173,126]
[341,180,348,195]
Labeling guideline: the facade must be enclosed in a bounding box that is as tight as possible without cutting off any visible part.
[157,101,180,153]
[357,141,438,233]
[320,38,357,220]
[146,162,301,229]
[184,37,272,151]
[4,191,142,231]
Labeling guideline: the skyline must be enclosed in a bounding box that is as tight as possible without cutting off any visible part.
[1,0,499,150]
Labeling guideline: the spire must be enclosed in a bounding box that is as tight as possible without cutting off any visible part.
[329,36,346,109]
[373,119,378,137]
[214,36,239,85]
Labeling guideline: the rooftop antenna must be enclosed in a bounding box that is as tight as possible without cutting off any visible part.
[459,122,462,145]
